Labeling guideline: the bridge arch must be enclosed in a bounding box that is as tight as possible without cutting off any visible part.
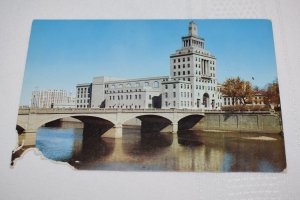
[16,125,25,134]
[119,113,173,125]
[33,114,117,130]
[177,114,204,131]
[122,114,174,133]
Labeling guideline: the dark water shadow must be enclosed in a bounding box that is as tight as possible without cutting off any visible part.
[69,136,115,168]
[177,130,204,146]
[122,128,173,157]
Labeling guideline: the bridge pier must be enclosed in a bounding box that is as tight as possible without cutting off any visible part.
[172,123,178,133]
[114,124,123,138]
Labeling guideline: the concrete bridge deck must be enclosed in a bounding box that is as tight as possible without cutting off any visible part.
[16,108,206,146]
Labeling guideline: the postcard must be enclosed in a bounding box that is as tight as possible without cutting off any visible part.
[12,19,286,172]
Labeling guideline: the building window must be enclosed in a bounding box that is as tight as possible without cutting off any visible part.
[144,82,149,87]
[173,101,176,107]
[174,72,176,76]
[173,84,176,89]
[174,65,176,69]
[165,85,168,89]
[178,58,180,62]
[165,92,168,98]
[183,71,185,75]
[153,81,159,88]
[178,72,181,75]
[183,58,185,62]
[149,95,152,100]
[187,57,190,61]
[173,59,176,63]
[173,92,176,98]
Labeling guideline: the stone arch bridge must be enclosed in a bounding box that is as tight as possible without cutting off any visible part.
[16,108,205,146]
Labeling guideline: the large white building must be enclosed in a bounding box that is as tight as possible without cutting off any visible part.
[31,89,75,108]
[76,21,222,110]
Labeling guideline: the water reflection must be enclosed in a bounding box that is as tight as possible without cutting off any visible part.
[35,127,286,172]
[123,130,173,157]
[36,127,83,162]
[178,130,203,146]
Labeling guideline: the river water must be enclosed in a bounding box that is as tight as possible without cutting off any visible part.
[36,127,286,172]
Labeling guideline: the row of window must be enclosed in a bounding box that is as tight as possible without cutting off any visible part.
[77,87,89,93]
[173,57,215,65]
[105,89,143,94]
[77,105,89,108]
[77,94,89,98]
[165,100,192,107]
[164,83,191,90]
[108,105,142,109]
[77,99,90,103]
[173,57,190,63]
[164,100,222,108]
[173,70,215,77]
[173,64,215,70]
[108,94,144,101]
[173,64,190,69]
[195,78,216,84]
[172,77,191,81]
[173,71,191,76]
[195,85,216,91]
[106,81,160,89]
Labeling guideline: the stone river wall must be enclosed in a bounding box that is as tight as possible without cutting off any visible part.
[193,112,282,133]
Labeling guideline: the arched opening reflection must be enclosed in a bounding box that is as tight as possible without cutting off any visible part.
[178,130,203,146]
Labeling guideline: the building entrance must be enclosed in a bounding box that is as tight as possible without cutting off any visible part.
[203,93,209,108]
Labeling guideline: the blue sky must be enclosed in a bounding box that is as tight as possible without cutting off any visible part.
[20,19,278,105]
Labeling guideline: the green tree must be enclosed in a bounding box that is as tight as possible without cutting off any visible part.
[221,77,253,105]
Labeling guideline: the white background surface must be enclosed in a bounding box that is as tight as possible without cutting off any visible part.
[0,0,299,199]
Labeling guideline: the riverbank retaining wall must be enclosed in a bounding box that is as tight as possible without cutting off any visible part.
[193,112,282,133]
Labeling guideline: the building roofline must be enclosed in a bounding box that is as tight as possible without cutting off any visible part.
[76,83,91,87]
[105,76,169,84]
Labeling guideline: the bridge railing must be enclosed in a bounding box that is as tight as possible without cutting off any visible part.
[18,108,206,114]
[18,107,272,115]
[204,109,271,114]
